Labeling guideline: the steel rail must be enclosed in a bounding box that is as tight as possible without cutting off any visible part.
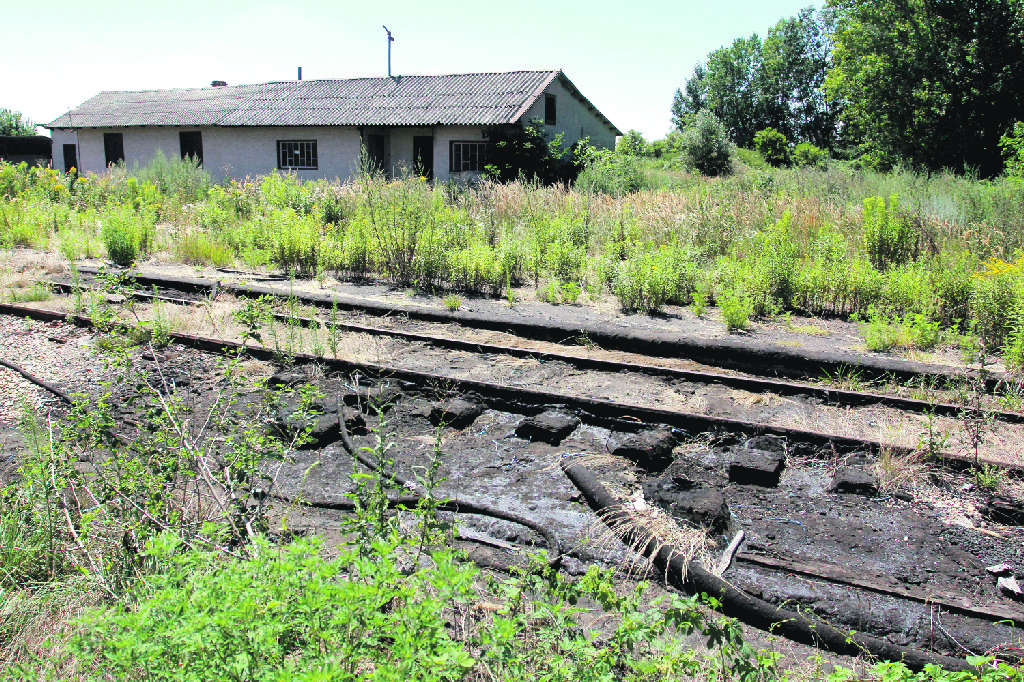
[3,300,1020,477]
[41,279,1024,425]
[67,265,1005,390]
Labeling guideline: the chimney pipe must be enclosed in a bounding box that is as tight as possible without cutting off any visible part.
[383,26,394,77]
[298,66,302,81]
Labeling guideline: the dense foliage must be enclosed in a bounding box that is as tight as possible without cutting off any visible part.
[827,0,1024,176]
[673,8,837,150]
[0,108,35,137]
[482,119,581,185]
[676,1,1024,176]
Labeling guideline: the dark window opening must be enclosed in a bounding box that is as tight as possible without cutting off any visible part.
[277,140,317,169]
[63,144,78,173]
[449,141,488,173]
[179,131,203,166]
[545,94,556,126]
[413,136,434,179]
[104,133,124,167]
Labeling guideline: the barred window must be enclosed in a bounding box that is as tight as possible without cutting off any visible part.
[449,141,487,172]
[277,140,318,169]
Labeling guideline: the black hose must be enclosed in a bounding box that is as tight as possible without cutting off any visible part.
[0,357,73,404]
[560,458,975,673]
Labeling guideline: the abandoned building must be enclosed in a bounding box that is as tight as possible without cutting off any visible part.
[45,70,621,181]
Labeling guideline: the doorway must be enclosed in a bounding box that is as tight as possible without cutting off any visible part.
[413,136,434,179]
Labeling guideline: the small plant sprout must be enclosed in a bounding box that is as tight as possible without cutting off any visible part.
[444,294,462,312]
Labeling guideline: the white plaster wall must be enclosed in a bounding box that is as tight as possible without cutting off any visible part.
[433,126,488,182]
[523,78,617,151]
[69,126,364,181]
[386,127,436,177]
[203,127,362,181]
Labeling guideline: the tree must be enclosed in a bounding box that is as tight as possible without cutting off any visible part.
[616,129,648,157]
[0,108,36,136]
[672,8,839,151]
[483,119,580,184]
[758,8,839,149]
[671,64,707,129]
[680,110,734,176]
[826,0,1024,176]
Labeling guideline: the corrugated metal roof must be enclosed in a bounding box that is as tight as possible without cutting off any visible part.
[44,70,619,134]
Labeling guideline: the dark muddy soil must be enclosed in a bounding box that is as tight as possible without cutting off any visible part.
[256,364,1024,660]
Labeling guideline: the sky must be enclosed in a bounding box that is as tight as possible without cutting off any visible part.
[5,0,817,141]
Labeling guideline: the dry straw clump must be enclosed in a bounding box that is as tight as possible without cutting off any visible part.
[588,492,715,584]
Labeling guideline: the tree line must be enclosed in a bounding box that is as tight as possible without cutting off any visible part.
[673,1,1024,177]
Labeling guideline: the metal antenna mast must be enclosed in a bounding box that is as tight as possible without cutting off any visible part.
[383,25,394,77]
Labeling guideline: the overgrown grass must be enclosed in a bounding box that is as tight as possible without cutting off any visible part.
[6,155,1024,356]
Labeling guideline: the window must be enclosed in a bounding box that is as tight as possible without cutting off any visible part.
[179,131,203,166]
[104,132,124,167]
[449,141,487,172]
[544,94,556,126]
[277,140,318,169]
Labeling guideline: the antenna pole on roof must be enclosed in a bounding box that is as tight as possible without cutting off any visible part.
[383,25,394,77]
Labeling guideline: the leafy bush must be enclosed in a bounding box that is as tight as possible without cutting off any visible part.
[130,149,210,204]
[101,206,155,266]
[575,149,652,196]
[753,128,790,167]
[734,147,768,169]
[863,194,918,270]
[484,119,580,184]
[745,211,799,315]
[173,231,235,267]
[999,120,1024,178]
[720,289,753,330]
[793,142,827,168]
[680,110,734,176]
[971,255,1024,347]
[616,129,649,156]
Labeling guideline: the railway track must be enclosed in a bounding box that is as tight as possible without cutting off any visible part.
[5,273,1024,665]
[37,269,1024,466]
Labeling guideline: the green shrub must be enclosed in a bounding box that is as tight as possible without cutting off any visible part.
[680,110,734,177]
[863,194,918,270]
[746,211,799,315]
[616,129,649,157]
[720,289,753,331]
[999,120,1024,178]
[612,247,690,313]
[101,206,154,266]
[130,149,210,204]
[70,535,480,681]
[483,118,580,184]
[753,128,790,168]
[449,242,501,294]
[173,231,235,267]
[859,306,902,351]
[971,255,1024,346]
[575,148,653,196]
[792,142,827,168]
[734,147,768,169]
